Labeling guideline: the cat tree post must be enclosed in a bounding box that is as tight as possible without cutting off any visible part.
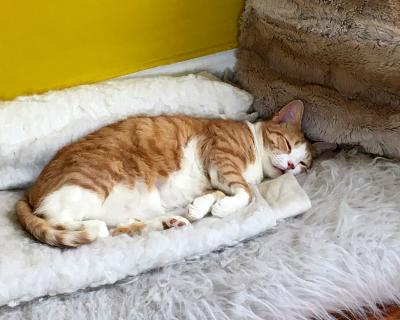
[236,0,400,158]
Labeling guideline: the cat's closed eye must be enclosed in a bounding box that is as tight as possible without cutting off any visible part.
[299,161,310,171]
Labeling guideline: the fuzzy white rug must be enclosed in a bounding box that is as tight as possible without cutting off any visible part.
[1,150,400,320]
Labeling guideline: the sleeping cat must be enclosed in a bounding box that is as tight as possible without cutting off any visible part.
[16,100,314,247]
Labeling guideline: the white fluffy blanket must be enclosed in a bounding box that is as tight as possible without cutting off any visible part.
[1,150,400,320]
[0,73,253,189]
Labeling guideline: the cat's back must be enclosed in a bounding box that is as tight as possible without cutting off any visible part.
[27,115,210,207]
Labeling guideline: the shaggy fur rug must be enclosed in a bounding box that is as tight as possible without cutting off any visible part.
[2,149,400,320]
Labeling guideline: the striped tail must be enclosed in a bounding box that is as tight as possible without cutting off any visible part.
[15,198,95,248]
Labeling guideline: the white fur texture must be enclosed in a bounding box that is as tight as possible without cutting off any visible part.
[1,150,400,320]
[0,73,253,190]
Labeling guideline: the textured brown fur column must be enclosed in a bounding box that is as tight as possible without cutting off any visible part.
[236,0,400,158]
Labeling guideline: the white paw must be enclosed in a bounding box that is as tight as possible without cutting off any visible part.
[211,196,248,218]
[83,220,110,238]
[186,194,214,221]
[211,197,237,217]
[164,216,190,229]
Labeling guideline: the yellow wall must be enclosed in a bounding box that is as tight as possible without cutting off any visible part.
[0,1,243,100]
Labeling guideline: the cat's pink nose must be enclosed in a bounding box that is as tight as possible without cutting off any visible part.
[287,161,295,170]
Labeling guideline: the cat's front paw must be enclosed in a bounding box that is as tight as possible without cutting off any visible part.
[211,188,250,218]
[186,194,215,221]
[211,197,244,218]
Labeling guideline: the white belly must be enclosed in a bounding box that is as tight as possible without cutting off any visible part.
[159,138,210,210]
[39,139,210,226]
[100,183,165,225]
[102,139,209,223]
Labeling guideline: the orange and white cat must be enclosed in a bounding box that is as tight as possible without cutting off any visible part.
[16,100,314,247]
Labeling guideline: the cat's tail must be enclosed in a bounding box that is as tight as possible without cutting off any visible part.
[16,197,95,248]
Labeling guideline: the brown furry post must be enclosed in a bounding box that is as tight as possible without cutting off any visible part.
[236,0,400,158]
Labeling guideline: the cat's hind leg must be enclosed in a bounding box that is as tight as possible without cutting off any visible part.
[144,215,190,231]
[63,220,109,238]
[31,185,111,246]
[162,216,190,229]
[111,219,146,236]
[111,215,190,237]
[185,190,226,221]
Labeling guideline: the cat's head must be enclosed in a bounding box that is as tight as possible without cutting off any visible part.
[261,100,332,176]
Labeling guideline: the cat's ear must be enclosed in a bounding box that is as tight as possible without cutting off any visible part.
[311,142,337,157]
[272,100,304,128]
